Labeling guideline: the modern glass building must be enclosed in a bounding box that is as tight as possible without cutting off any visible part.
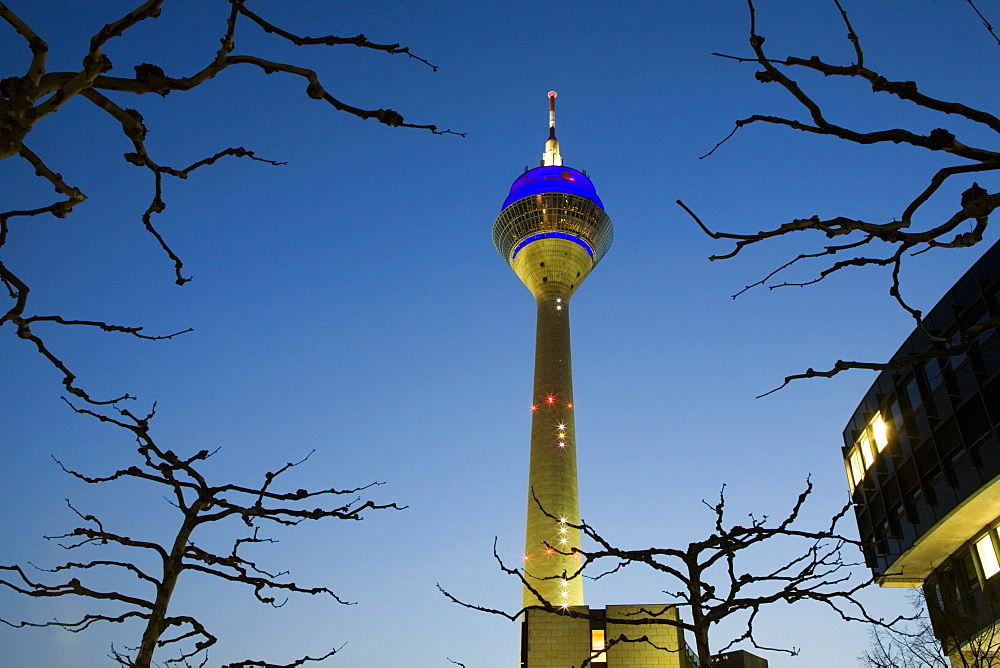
[842,239,1000,659]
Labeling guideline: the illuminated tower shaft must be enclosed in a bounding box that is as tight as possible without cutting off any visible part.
[519,248,586,608]
[492,92,613,609]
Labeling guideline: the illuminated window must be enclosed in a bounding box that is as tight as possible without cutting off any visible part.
[860,433,874,469]
[849,449,864,487]
[975,533,1000,579]
[871,413,889,452]
[591,629,607,663]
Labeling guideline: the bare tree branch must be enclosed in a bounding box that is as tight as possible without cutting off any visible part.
[221,644,342,668]
[1,403,404,667]
[860,590,1000,668]
[0,0,462,405]
[964,0,1000,47]
[683,0,1000,392]
[442,480,905,668]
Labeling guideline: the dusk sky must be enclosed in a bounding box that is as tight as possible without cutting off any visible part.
[3,1,1000,666]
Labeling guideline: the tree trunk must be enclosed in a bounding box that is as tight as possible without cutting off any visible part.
[694,625,712,668]
[134,510,199,668]
[687,562,712,668]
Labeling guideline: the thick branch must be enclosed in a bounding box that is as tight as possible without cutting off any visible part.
[1,0,462,405]
[682,0,1000,391]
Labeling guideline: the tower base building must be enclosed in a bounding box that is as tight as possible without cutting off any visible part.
[521,606,692,668]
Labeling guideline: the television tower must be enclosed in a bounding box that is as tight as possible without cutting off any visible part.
[492,92,614,609]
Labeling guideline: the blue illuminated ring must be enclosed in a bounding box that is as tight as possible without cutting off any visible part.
[510,231,594,260]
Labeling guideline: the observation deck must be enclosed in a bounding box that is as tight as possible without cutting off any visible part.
[493,165,614,269]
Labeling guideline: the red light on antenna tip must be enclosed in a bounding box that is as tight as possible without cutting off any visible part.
[548,91,557,98]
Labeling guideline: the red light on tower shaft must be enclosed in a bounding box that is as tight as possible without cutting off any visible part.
[546,395,556,404]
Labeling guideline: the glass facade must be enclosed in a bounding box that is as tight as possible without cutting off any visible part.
[492,192,614,264]
[842,239,1000,651]
[923,530,1000,654]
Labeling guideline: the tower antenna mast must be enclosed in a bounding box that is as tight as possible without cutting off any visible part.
[542,91,562,167]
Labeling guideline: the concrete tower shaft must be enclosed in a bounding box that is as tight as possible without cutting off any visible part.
[491,94,613,610]
[519,282,584,609]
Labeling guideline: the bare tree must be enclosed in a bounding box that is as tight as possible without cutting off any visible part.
[2,5,443,663]
[862,594,949,668]
[677,0,1000,395]
[926,587,1000,668]
[440,480,903,668]
[862,590,1000,668]
[0,0,461,405]
[0,400,403,667]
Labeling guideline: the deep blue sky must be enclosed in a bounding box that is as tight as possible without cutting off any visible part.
[2,1,999,666]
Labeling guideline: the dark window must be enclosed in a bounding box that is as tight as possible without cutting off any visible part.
[944,448,973,493]
[933,418,961,457]
[914,440,938,475]
[923,467,944,507]
[890,400,904,438]
[906,378,923,411]
[969,436,1000,479]
[926,358,945,392]
[904,485,923,524]
[950,329,970,370]
[930,579,946,612]
[980,334,1000,375]
[888,503,904,538]
[960,548,982,594]
[939,564,959,606]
